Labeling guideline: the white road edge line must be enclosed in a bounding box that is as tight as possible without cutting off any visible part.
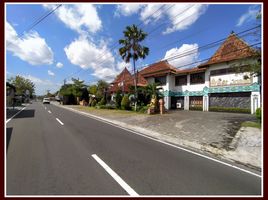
[91,154,139,197]
[56,118,64,125]
[6,107,27,123]
[52,104,261,178]
[48,110,52,114]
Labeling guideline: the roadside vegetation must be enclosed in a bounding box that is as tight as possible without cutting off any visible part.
[241,108,262,129]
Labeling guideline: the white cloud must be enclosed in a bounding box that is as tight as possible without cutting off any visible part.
[163,4,208,34]
[140,4,165,24]
[43,4,102,34]
[115,4,208,34]
[48,70,55,76]
[56,62,63,68]
[236,5,260,27]
[6,22,54,65]
[163,43,199,68]
[64,36,122,82]
[115,4,144,17]
[116,61,131,71]
[21,74,61,95]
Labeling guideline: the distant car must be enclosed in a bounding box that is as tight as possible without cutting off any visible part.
[43,98,50,104]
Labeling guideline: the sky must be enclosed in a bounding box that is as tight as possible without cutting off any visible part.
[5,3,262,95]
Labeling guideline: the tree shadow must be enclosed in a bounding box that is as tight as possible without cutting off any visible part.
[13,109,35,119]
[6,127,13,151]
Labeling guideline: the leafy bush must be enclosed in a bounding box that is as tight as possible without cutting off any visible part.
[137,105,149,113]
[209,106,250,113]
[121,95,131,110]
[115,91,122,109]
[91,99,97,107]
[98,97,106,106]
[255,108,261,121]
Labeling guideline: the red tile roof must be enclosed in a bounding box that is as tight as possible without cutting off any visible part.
[176,67,206,75]
[109,67,148,93]
[199,32,258,67]
[139,60,177,77]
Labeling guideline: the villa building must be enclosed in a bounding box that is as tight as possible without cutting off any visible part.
[110,32,261,114]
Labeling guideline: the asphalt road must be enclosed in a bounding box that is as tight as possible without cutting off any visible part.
[6,102,262,196]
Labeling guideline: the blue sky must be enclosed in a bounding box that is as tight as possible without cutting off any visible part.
[5,3,262,95]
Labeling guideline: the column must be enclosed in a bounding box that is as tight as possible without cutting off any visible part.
[184,96,189,110]
[251,92,261,114]
[203,95,209,111]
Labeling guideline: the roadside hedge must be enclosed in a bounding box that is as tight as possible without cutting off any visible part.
[189,106,203,111]
[121,95,131,110]
[209,106,251,113]
[255,108,261,121]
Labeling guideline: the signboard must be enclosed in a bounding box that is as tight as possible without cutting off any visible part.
[210,73,252,87]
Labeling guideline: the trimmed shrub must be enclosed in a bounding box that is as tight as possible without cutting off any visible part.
[209,106,251,113]
[189,106,203,111]
[98,97,106,106]
[121,95,131,110]
[137,105,149,113]
[91,99,97,107]
[255,108,261,121]
[115,92,122,109]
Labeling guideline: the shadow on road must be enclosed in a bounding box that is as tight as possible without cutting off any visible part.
[6,108,23,119]
[14,109,35,119]
[6,127,13,151]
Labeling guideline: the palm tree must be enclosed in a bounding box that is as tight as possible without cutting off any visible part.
[119,24,149,111]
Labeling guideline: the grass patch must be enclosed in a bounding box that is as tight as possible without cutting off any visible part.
[241,121,261,129]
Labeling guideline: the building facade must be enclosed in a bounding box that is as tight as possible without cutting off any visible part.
[110,32,261,114]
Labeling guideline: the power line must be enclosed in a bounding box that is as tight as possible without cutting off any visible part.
[62,6,261,84]
[62,4,175,81]
[162,25,261,62]
[72,4,195,79]
[23,4,62,36]
[172,42,261,69]
[6,4,62,48]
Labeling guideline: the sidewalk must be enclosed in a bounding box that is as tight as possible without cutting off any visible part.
[52,102,262,171]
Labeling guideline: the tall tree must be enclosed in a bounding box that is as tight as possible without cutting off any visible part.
[119,24,149,111]
[96,80,109,100]
[71,78,86,98]
[8,75,35,97]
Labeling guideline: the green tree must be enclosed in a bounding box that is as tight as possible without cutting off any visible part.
[115,90,122,109]
[231,10,261,81]
[121,94,131,110]
[8,75,35,97]
[119,24,149,111]
[96,80,109,100]
[72,78,86,98]
[88,84,98,96]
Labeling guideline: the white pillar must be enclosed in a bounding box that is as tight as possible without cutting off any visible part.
[184,96,189,110]
[164,96,171,110]
[251,92,261,114]
[203,95,209,111]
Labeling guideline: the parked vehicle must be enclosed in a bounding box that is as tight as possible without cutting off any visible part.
[43,98,50,104]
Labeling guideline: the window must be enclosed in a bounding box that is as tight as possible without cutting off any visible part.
[155,76,166,85]
[210,68,236,76]
[190,72,205,84]
[175,75,187,86]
